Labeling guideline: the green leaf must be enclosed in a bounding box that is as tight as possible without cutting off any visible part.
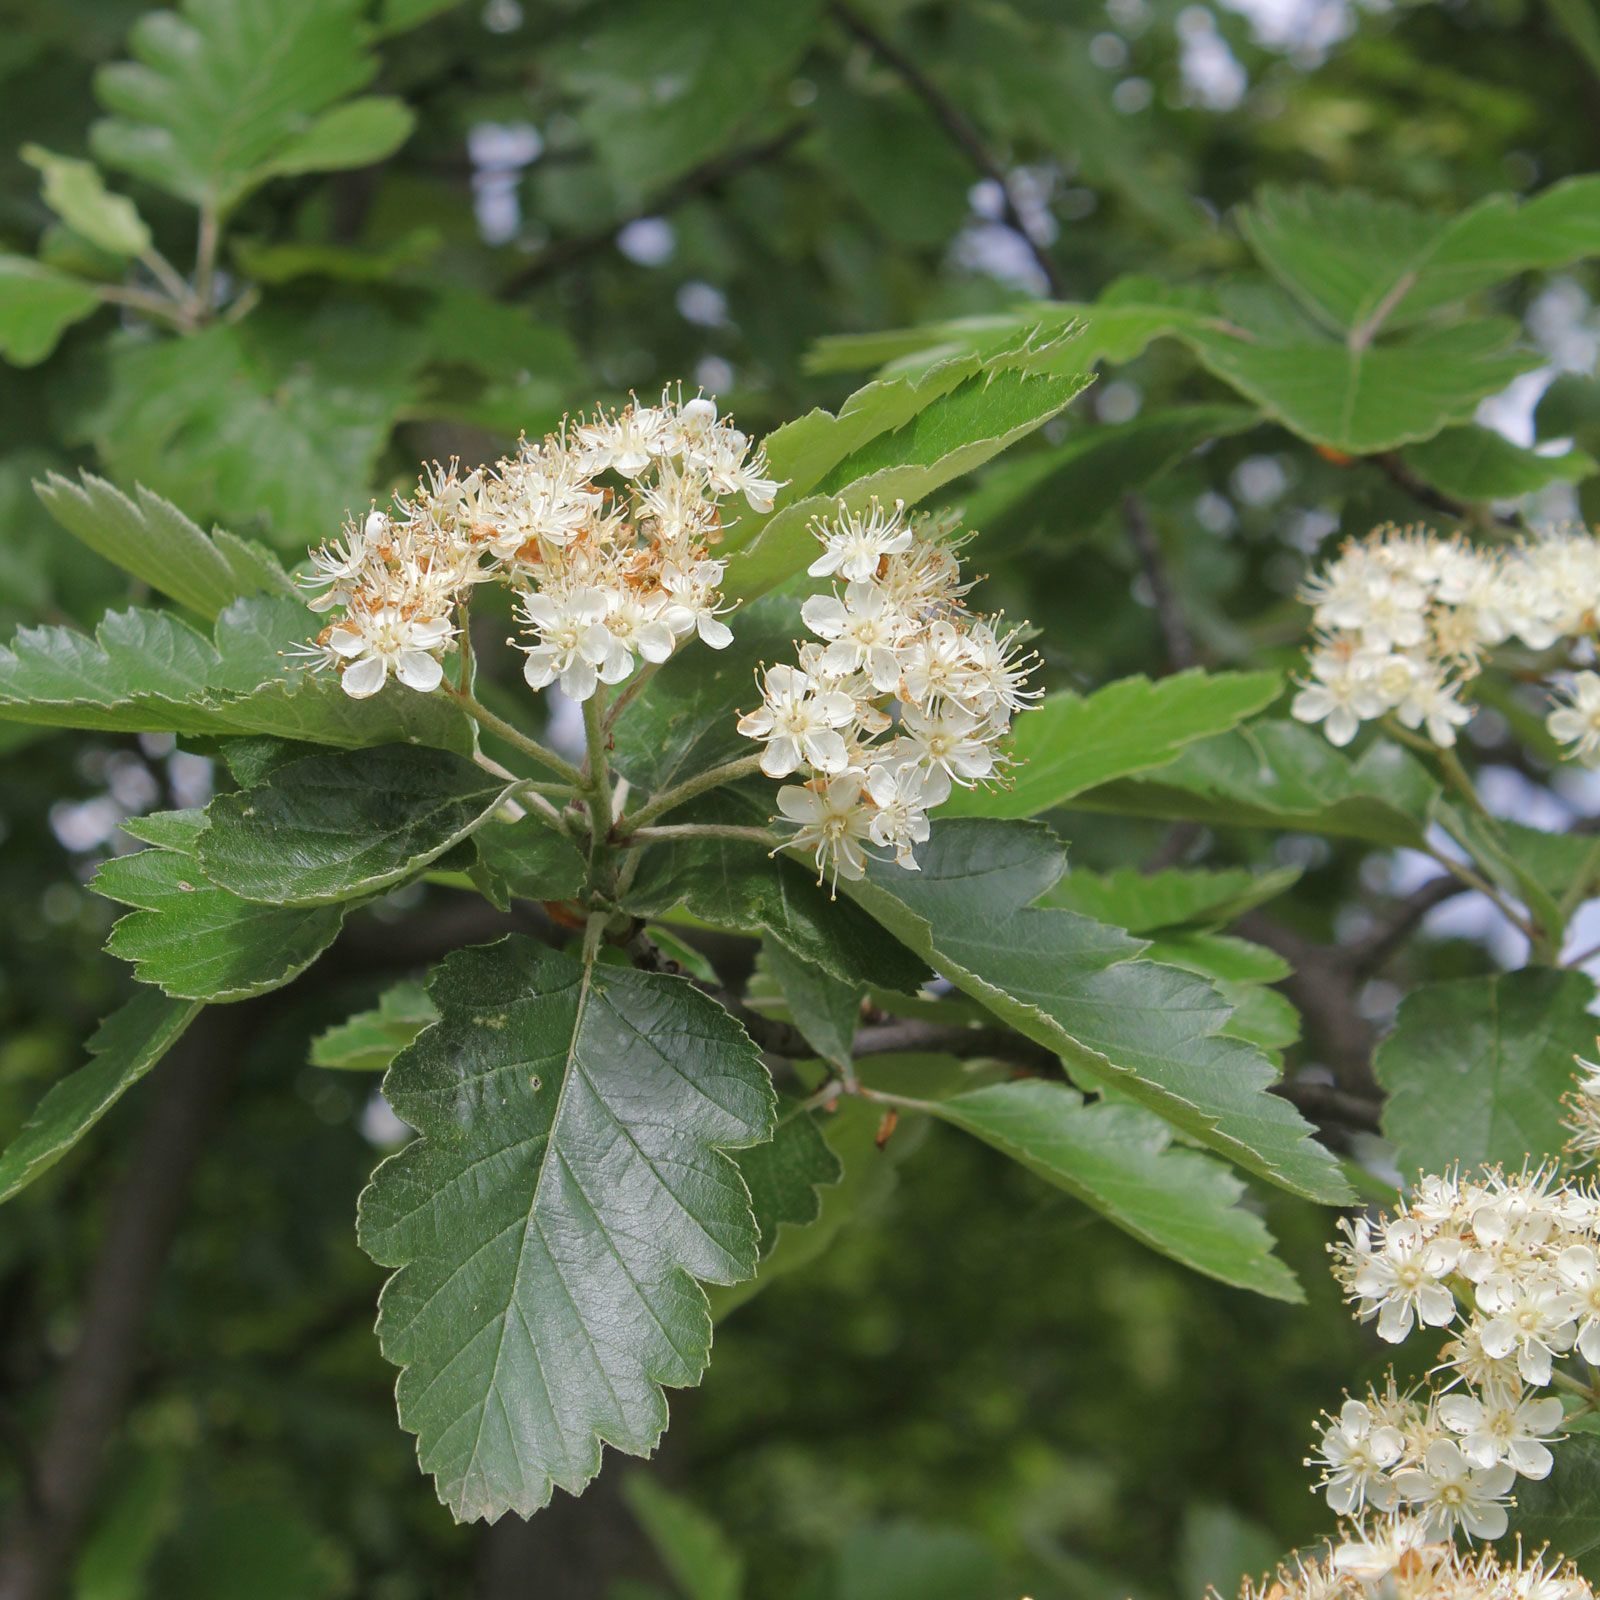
[842,820,1349,1202]
[1183,300,1534,455]
[622,1477,744,1600]
[1510,1432,1600,1577]
[560,0,820,199]
[256,96,414,180]
[198,745,517,907]
[1374,968,1597,1178]
[0,989,201,1205]
[0,255,101,366]
[1072,720,1439,848]
[1401,425,1596,501]
[1240,179,1600,338]
[1144,932,1300,1060]
[77,303,426,543]
[35,470,295,619]
[467,817,588,911]
[959,405,1259,553]
[944,670,1283,820]
[724,328,1093,600]
[1041,866,1301,932]
[21,145,151,257]
[0,595,472,754]
[95,809,345,1001]
[623,792,928,993]
[90,0,392,213]
[357,936,775,1521]
[310,979,438,1071]
[735,1102,842,1262]
[930,1080,1301,1300]
[763,942,862,1069]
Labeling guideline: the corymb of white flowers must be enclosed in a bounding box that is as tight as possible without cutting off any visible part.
[1216,1054,1600,1600]
[737,498,1040,888]
[1289,523,1600,765]
[294,388,778,701]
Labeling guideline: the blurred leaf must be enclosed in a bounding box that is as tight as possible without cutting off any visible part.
[95,808,346,1000]
[198,745,518,907]
[0,989,201,1205]
[623,1476,745,1600]
[0,255,101,366]
[1042,866,1301,932]
[1374,968,1597,1177]
[310,978,437,1071]
[843,820,1349,1203]
[1401,424,1596,499]
[821,1521,1003,1600]
[256,95,414,181]
[75,1446,183,1600]
[960,405,1260,552]
[90,0,396,213]
[152,1484,351,1600]
[763,942,863,1069]
[733,1102,841,1262]
[1072,721,1439,848]
[945,670,1283,820]
[932,1080,1302,1299]
[560,0,820,197]
[358,937,774,1520]
[1177,1503,1282,1600]
[1240,179,1600,336]
[21,143,150,257]
[78,302,426,544]
[35,469,294,618]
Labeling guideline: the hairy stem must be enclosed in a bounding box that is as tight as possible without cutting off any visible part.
[620,753,765,834]
[443,684,585,787]
[625,823,778,846]
[582,692,615,887]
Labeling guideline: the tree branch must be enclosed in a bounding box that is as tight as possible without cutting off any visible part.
[1368,452,1520,532]
[0,1013,240,1600]
[1123,493,1196,673]
[502,123,810,295]
[827,0,1065,297]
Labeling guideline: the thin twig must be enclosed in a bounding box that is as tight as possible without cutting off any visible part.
[1123,493,1196,672]
[1344,876,1468,977]
[625,823,777,845]
[1369,452,1521,533]
[828,0,1065,297]
[619,753,765,835]
[502,124,809,295]
[443,684,585,786]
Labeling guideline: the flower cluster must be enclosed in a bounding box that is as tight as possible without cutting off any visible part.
[1314,1159,1600,1539]
[1290,525,1600,759]
[294,390,779,700]
[736,500,1039,887]
[1236,1517,1591,1600]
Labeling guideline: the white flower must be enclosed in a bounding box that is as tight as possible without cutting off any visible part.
[864,762,948,869]
[808,499,913,582]
[1328,1514,1440,1582]
[1555,1243,1600,1363]
[1394,1438,1515,1541]
[327,607,453,699]
[1290,644,1387,747]
[1437,1384,1564,1479]
[897,703,997,786]
[802,581,908,692]
[1350,1218,1461,1342]
[517,586,616,702]
[1309,1398,1405,1514]
[1549,673,1600,768]
[736,664,857,778]
[898,619,980,712]
[776,772,873,889]
[1396,666,1473,748]
[574,403,668,477]
[661,559,736,650]
[1476,1271,1578,1386]
[602,592,677,670]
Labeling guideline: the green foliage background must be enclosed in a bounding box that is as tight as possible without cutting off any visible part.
[4,0,1600,1594]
